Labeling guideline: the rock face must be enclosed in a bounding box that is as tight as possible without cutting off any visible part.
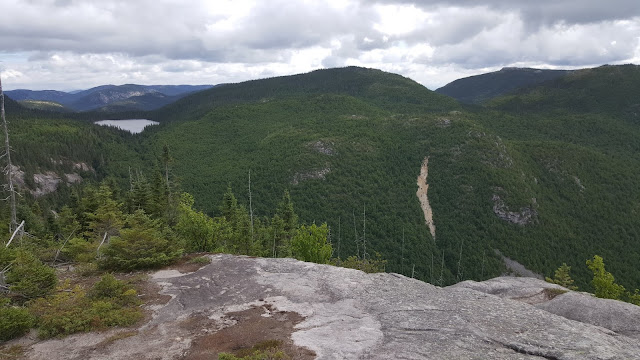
[453,277,640,340]
[492,194,537,225]
[25,255,640,359]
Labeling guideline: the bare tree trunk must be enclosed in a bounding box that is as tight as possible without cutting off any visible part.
[481,250,486,280]
[401,227,405,275]
[457,240,464,282]
[96,232,109,258]
[248,170,254,240]
[438,250,445,286]
[430,253,434,284]
[337,217,341,259]
[0,75,17,233]
[53,225,79,263]
[5,220,24,248]
[362,205,366,260]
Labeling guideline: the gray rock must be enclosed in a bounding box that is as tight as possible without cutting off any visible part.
[454,276,640,340]
[25,256,640,359]
[450,277,565,304]
[538,291,640,340]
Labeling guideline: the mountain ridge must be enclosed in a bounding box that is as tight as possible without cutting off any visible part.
[436,66,572,104]
[6,84,214,112]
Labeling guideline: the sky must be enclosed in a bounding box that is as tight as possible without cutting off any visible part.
[1,0,639,91]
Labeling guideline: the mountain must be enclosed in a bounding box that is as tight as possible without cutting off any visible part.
[4,89,71,103]
[487,64,640,118]
[6,84,214,112]
[2,65,639,292]
[436,67,572,104]
[20,255,640,359]
[151,66,459,123]
[18,100,74,112]
[140,65,640,290]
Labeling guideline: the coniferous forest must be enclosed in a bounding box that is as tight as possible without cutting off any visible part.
[1,65,640,341]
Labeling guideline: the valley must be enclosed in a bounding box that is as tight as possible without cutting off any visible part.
[1,64,639,301]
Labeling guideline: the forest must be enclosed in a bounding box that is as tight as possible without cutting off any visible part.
[1,64,639,343]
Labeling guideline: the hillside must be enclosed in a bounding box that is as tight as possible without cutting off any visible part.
[6,84,214,112]
[141,65,640,290]
[487,64,640,119]
[151,66,459,122]
[1,65,639,292]
[18,100,74,112]
[436,67,571,104]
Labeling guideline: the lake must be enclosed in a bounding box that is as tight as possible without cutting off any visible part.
[94,119,159,134]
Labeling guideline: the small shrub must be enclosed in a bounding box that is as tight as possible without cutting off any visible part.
[188,256,211,265]
[6,251,57,301]
[29,279,142,339]
[0,345,25,359]
[219,340,290,360]
[29,284,91,338]
[626,289,640,306]
[0,299,34,341]
[543,288,568,300]
[62,237,98,263]
[89,274,140,307]
[99,210,182,271]
[291,223,332,264]
[74,262,99,277]
[332,254,387,273]
[545,263,578,290]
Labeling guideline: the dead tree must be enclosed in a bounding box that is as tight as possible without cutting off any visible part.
[0,74,18,233]
[248,169,254,240]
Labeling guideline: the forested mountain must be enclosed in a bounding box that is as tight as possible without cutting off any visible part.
[6,84,214,112]
[1,65,639,294]
[436,67,571,104]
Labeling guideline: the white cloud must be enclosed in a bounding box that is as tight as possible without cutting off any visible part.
[0,0,638,91]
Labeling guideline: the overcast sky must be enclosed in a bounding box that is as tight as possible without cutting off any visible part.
[1,0,639,91]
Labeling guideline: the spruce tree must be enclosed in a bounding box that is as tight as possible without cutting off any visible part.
[546,263,578,290]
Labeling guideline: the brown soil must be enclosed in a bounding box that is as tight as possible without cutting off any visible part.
[181,305,316,360]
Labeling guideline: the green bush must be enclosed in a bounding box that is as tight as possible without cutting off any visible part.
[188,256,211,265]
[29,280,142,339]
[62,237,99,263]
[99,210,182,271]
[291,223,332,264]
[332,254,387,273]
[89,274,139,306]
[29,285,90,338]
[0,299,34,341]
[545,263,578,290]
[6,251,57,300]
[586,255,625,300]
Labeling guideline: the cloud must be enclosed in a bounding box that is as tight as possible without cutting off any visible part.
[0,0,638,91]
[376,0,640,26]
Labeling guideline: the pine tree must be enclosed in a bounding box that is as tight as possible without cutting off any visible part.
[270,190,298,257]
[546,263,578,290]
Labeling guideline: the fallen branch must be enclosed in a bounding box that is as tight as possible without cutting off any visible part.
[5,220,24,248]
[53,225,79,264]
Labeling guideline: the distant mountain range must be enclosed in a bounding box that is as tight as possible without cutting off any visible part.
[436,67,572,104]
[6,84,214,112]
